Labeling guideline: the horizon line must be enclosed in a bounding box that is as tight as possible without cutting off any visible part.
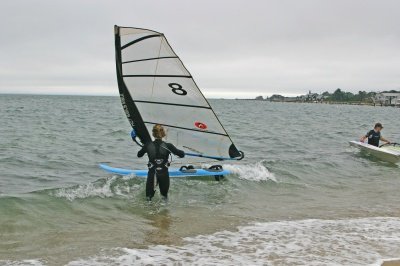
[0,89,395,99]
[0,92,254,99]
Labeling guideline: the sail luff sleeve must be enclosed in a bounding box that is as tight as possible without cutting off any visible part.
[114,25,151,145]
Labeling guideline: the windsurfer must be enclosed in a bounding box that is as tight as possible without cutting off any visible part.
[135,124,185,201]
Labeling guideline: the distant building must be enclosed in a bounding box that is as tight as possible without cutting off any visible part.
[299,91,320,102]
[373,92,400,106]
[255,96,264,101]
[269,94,285,102]
[284,96,298,102]
[316,94,326,102]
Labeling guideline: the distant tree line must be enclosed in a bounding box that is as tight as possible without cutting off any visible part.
[323,89,399,102]
[322,89,373,102]
[256,89,400,103]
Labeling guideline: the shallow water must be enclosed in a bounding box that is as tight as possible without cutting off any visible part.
[0,95,399,265]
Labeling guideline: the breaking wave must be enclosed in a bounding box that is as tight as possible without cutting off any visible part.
[221,161,276,182]
[52,176,141,201]
[52,161,275,201]
[66,217,400,266]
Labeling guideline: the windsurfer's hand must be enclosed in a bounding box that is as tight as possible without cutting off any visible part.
[130,129,136,138]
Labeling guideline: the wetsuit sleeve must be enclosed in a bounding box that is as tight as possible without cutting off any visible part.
[137,146,147,158]
[365,130,373,137]
[166,143,185,158]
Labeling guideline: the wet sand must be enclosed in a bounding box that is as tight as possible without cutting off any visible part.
[382,260,400,266]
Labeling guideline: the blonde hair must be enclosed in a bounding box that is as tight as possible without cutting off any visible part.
[152,124,166,139]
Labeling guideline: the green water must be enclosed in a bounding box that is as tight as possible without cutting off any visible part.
[0,95,399,265]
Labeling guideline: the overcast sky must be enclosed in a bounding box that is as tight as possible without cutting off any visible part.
[0,0,399,98]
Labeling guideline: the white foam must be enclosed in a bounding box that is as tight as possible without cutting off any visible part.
[52,176,140,201]
[223,161,276,182]
[51,161,274,201]
[67,217,400,265]
[0,259,45,266]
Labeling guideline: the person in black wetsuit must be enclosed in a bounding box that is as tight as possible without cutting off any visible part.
[360,122,390,147]
[136,124,185,201]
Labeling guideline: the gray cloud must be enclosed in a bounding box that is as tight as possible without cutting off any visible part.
[0,0,399,97]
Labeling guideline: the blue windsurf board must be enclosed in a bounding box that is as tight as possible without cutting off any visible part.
[99,163,230,178]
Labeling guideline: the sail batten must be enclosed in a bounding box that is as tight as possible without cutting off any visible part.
[122,56,179,64]
[132,100,212,109]
[121,34,161,50]
[123,75,192,78]
[114,25,243,160]
[143,122,229,136]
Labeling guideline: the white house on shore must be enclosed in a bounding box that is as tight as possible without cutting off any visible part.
[373,92,400,106]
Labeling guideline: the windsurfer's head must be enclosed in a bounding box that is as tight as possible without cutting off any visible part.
[152,124,166,139]
[374,122,383,132]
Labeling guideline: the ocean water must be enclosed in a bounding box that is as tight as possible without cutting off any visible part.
[0,94,399,266]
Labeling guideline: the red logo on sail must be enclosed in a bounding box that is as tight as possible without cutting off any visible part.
[195,121,208,130]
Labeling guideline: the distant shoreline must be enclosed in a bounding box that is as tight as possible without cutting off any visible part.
[1,93,399,107]
[235,98,400,107]
[248,89,400,107]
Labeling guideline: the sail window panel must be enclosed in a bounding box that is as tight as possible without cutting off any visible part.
[121,37,175,62]
[137,103,226,135]
[145,124,233,158]
[119,27,156,36]
[123,77,209,107]
[120,32,152,46]
[122,58,188,76]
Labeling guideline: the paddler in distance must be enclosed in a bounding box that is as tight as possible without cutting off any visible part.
[133,124,185,202]
[360,122,391,147]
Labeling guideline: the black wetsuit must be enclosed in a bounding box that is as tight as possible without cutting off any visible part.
[365,129,381,147]
[137,139,185,200]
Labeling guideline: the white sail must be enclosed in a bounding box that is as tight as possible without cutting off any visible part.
[114,26,243,160]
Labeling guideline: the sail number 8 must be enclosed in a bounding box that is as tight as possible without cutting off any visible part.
[169,83,187,96]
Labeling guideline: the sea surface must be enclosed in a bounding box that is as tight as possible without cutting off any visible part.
[1,94,400,266]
